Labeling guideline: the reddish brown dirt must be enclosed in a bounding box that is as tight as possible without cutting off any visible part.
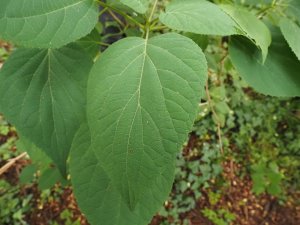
[2,131,299,225]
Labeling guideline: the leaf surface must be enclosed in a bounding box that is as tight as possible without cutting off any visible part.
[87,33,207,208]
[159,0,239,36]
[76,29,101,59]
[0,45,93,174]
[0,0,98,48]
[70,123,175,225]
[120,0,149,14]
[229,28,300,97]
[286,0,300,23]
[280,18,300,61]
[221,5,271,62]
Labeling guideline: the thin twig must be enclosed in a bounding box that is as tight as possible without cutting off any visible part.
[148,0,159,23]
[108,9,125,27]
[0,152,28,175]
[97,1,144,29]
[205,81,224,155]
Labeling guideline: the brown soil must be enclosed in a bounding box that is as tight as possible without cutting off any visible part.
[1,132,299,225]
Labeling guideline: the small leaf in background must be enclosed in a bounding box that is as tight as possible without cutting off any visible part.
[280,18,300,61]
[251,162,282,196]
[0,0,98,48]
[0,44,93,175]
[229,28,300,97]
[184,33,209,50]
[220,5,271,62]
[19,165,37,185]
[38,167,68,191]
[125,28,143,37]
[160,0,239,36]
[120,0,149,14]
[76,29,102,59]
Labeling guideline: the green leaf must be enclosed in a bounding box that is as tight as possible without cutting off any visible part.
[280,18,300,61]
[0,0,98,48]
[229,28,300,97]
[87,33,207,208]
[76,29,101,59]
[0,45,93,175]
[286,0,300,23]
[38,167,68,190]
[70,123,175,225]
[16,136,52,168]
[220,5,271,62]
[20,164,37,185]
[159,0,239,36]
[184,33,209,50]
[120,0,149,14]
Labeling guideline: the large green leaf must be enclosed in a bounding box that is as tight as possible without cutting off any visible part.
[159,0,239,36]
[229,28,300,97]
[0,45,93,174]
[120,0,149,14]
[0,0,98,48]
[220,5,271,62]
[87,33,207,208]
[280,18,300,61]
[70,123,175,225]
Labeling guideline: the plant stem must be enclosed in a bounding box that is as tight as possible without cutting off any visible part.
[98,7,108,16]
[144,0,159,38]
[108,9,125,27]
[205,81,224,155]
[97,0,144,29]
[95,41,110,47]
[150,25,167,31]
[148,0,159,23]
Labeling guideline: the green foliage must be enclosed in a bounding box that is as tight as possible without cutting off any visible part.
[202,208,235,225]
[0,180,32,225]
[251,161,283,196]
[17,137,69,190]
[229,29,300,97]
[159,0,239,35]
[0,45,93,175]
[220,4,271,62]
[0,0,299,224]
[158,144,223,223]
[121,0,149,13]
[280,18,300,61]
[0,0,99,48]
[86,33,207,208]
[70,123,175,225]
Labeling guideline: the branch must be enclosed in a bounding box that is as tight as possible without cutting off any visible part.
[0,152,28,175]
[205,81,224,155]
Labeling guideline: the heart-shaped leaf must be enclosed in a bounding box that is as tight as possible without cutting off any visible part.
[87,33,207,208]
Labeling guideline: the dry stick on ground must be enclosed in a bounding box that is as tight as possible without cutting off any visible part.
[205,80,224,155]
[0,152,28,175]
